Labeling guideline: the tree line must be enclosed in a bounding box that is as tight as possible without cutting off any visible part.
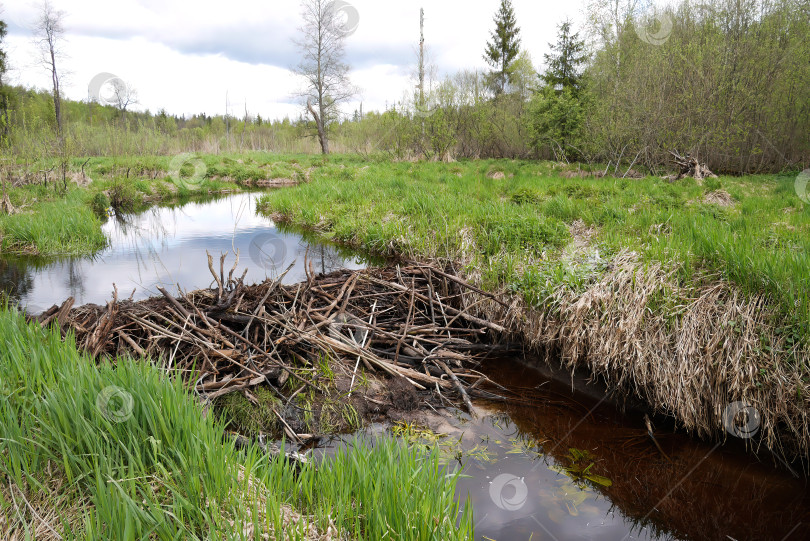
[0,0,807,174]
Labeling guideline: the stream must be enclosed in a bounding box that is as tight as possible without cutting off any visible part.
[0,192,369,312]
[1,192,807,540]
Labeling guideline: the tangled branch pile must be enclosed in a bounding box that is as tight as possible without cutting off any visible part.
[38,257,512,439]
[669,151,717,180]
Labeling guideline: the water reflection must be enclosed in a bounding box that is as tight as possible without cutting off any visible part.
[0,192,372,312]
[463,360,810,541]
[313,360,810,540]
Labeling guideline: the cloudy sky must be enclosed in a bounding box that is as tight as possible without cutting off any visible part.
[3,0,590,121]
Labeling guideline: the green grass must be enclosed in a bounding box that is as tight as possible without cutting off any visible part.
[256,158,810,346]
[0,190,107,255]
[0,307,473,540]
[0,153,332,257]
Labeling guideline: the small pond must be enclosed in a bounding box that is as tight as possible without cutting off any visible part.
[0,192,370,312]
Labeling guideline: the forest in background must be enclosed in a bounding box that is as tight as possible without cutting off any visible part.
[0,0,808,175]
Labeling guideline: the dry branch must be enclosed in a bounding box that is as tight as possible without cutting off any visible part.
[52,259,511,439]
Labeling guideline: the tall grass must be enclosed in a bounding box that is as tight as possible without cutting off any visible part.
[0,192,108,256]
[0,307,473,540]
[258,160,810,343]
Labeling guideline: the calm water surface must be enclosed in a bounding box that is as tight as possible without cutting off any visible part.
[0,192,370,312]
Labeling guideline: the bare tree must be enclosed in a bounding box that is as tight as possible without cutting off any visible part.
[293,0,355,155]
[108,78,138,116]
[34,0,66,135]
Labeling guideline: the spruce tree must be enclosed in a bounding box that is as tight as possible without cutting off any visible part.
[541,20,587,95]
[483,0,521,95]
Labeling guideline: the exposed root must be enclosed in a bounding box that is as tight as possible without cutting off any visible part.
[669,151,717,180]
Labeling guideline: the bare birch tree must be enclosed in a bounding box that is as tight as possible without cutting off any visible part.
[293,0,355,155]
[34,0,65,135]
[109,78,138,116]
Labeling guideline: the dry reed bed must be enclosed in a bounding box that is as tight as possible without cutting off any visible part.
[462,250,810,462]
[38,256,510,440]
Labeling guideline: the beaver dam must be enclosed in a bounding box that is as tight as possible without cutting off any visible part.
[42,258,512,429]
[30,256,810,540]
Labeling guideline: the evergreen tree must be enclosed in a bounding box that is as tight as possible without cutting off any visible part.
[530,21,589,161]
[541,20,588,95]
[483,0,521,95]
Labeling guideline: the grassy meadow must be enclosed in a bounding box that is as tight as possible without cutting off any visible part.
[257,158,810,345]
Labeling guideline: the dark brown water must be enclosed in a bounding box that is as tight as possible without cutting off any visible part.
[453,360,810,540]
[318,359,810,540]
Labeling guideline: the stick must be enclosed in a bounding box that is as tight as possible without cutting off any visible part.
[349,300,377,397]
[435,359,476,417]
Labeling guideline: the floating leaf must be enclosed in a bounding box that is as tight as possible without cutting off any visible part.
[583,473,613,487]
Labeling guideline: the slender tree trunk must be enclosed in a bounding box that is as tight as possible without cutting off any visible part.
[50,47,61,135]
[1,94,8,144]
[307,100,329,154]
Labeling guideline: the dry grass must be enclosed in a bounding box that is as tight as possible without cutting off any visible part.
[461,249,810,462]
[0,461,337,541]
[229,465,339,541]
[0,462,87,540]
[702,189,735,207]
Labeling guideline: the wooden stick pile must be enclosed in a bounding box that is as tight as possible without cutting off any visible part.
[670,150,717,180]
[40,255,514,421]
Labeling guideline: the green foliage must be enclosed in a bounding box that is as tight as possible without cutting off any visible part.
[528,86,586,160]
[483,0,522,95]
[0,307,473,539]
[289,437,473,539]
[585,0,810,172]
[106,178,140,212]
[90,191,111,217]
[541,20,588,95]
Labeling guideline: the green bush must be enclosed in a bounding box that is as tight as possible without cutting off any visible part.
[90,191,111,217]
[107,179,140,212]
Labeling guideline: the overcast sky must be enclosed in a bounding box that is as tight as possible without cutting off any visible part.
[3,0,590,121]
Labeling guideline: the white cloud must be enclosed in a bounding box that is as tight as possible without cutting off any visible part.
[3,0,587,120]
